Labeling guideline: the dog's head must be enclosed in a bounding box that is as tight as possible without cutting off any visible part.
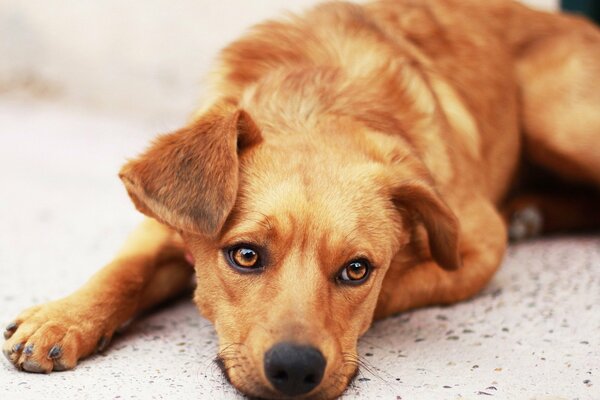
[119,102,459,399]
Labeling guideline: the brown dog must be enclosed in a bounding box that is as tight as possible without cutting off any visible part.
[4,0,600,398]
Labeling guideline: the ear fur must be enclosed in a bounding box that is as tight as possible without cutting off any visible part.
[119,105,261,236]
[393,180,461,270]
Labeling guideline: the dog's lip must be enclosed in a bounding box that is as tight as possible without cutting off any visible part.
[184,250,195,265]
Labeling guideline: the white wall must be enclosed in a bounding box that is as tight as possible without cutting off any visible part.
[525,0,558,10]
[0,0,559,121]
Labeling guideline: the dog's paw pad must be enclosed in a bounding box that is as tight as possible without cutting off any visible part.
[21,359,46,373]
[52,359,70,371]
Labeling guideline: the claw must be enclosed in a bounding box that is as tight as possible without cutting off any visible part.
[23,344,34,356]
[97,336,110,352]
[48,345,62,359]
[4,322,17,339]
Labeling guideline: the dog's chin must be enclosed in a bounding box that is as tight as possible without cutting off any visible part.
[309,367,359,400]
[216,356,276,399]
[217,356,358,400]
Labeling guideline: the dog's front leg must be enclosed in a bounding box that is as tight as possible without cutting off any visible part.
[2,218,193,373]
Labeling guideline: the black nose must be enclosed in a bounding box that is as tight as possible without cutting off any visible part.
[264,342,326,396]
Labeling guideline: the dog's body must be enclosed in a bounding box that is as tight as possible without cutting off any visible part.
[4,0,600,398]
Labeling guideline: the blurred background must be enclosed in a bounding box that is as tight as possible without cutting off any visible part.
[0,0,559,124]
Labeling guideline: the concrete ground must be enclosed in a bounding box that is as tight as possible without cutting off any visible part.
[0,97,598,399]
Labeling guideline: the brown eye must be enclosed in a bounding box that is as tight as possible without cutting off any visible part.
[338,260,371,284]
[228,246,261,270]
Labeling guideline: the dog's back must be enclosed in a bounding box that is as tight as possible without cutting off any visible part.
[207,0,600,206]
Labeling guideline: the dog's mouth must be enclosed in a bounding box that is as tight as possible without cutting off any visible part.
[214,347,277,398]
[343,366,360,390]
[215,354,278,399]
[215,349,360,399]
[184,249,195,266]
[215,355,232,384]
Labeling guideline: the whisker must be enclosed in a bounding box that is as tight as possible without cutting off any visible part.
[341,351,390,383]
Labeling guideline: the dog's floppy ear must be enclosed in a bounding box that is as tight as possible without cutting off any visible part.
[393,180,461,270]
[119,105,261,236]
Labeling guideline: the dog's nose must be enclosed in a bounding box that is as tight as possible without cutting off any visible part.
[264,342,326,396]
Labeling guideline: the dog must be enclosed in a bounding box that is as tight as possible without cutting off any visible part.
[4,0,600,398]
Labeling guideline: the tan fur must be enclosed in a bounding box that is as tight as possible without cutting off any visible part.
[4,1,600,398]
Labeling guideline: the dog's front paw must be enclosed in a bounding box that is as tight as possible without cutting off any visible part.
[3,300,111,373]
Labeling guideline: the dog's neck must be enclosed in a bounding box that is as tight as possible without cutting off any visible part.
[233,62,455,190]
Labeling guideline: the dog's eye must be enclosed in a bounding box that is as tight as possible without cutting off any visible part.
[227,246,262,270]
[338,259,371,284]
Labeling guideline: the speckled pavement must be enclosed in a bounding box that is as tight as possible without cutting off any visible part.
[1,97,598,400]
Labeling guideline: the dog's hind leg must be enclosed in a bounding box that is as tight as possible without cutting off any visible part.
[375,198,507,318]
[503,190,600,241]
[517,15,600,187]
[506,16,600,240]
[2,218,193,373]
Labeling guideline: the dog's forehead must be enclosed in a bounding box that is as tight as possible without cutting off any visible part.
[239,146,385,221]
[227,148,398,262]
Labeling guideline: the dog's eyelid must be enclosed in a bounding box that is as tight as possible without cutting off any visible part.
[347,255,376,268]
[219,226,271,247]
[222,239,258,248]
[220,236,263,249]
